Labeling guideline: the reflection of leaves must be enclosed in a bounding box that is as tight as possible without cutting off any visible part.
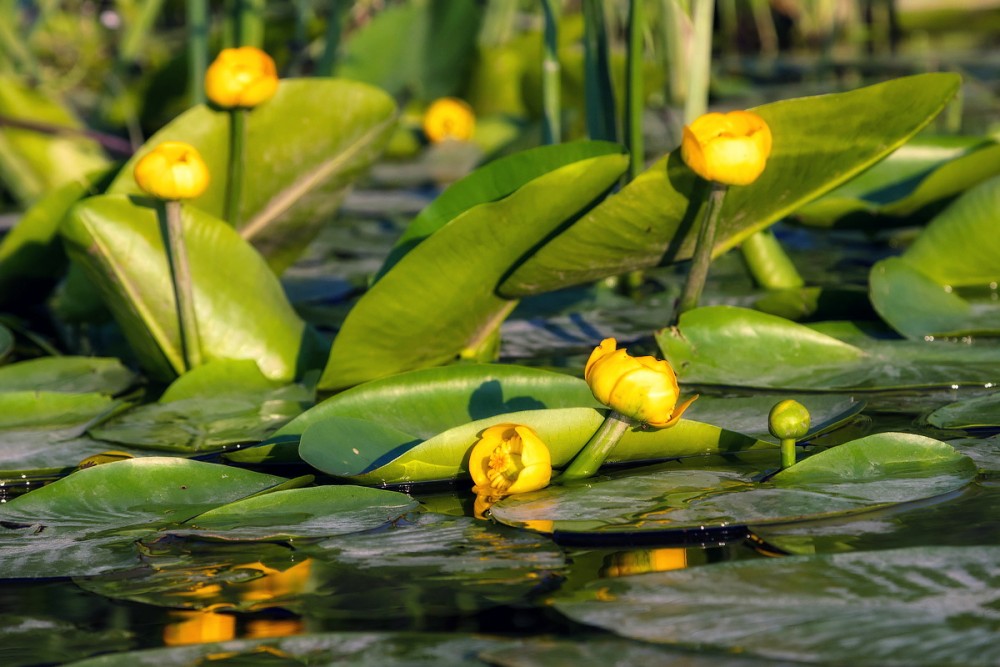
[553,546,1000,667]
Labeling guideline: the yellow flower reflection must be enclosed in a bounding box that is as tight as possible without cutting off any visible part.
[163,608,235,646]
[680,110,772,186]
[601,548,688,578]
[584,337,697,428]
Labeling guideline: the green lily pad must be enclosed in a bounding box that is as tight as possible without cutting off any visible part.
[60,195,327,382]
[168,485,418,540]
[750,480,1000,556]
[0,614,132,667]
[0,390,129,477]
[65,632,515,667]
[227,363,598,464]
[552,546,1000,667]
[685,394,865,444]
[0,457,290,530]
[107,79,397,272]
[656,305,1000,390]
[499,73,961,297]
[89,385,313,453]
[795,135,1000,228]
[870,174,1000,338]
[927,393,1000,428]
[0,356,134,395]
[489,433,975,539]
[300,407,773,486]
[320,143,629,390]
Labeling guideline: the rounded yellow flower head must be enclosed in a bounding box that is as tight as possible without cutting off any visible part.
[204,47,279,109]
[585,338,697,428]
[133,141,210,200]
[768,399,811,441]
[468,423,551,496]
[680,110,772,186]
[423,97,476,143]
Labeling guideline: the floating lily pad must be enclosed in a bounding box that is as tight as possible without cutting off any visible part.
[685,394,864,444]
[299,407,773,486]
[927,393,1000,428]
[227,363,598,464]
[65,632,514,667]
[795,135,1000,228]
[0,614,133,667]
[870,175,1000,338]
[750,480,1000,556]
[0,391,130,477]
[552,546,1000,667]
[657,306,1000,390]
[489,434,975,541]
[0,356,134,395]
[89,384,313,453]
[167,486,418,541]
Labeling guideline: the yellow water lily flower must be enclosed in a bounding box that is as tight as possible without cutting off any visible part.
[423,97,476,143]
[468,423,551,496]
[133,141,210,200]
[680,110,772,186]
[585,338,697,428]
[204,46,279,109]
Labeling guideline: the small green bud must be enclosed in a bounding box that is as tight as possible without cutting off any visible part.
[768,399,810,441]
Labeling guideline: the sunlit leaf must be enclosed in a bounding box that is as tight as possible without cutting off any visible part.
[320,144,628,390]
[0,356,134,395]
[500,73,961,296]
[107,79,397,272]
[60,195,328,381]
[795,135,1000,228]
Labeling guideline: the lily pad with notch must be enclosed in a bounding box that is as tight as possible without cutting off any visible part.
[488,433,976,543]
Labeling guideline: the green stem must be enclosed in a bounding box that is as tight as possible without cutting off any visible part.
[625,0,644,181]
[659,0,688,110]
[740,228,804,289]
[119,0,166,65]
[224,108,246,227]
[559,410,635,482]
[780,437,797,469]
[228,0,265,47]
[164,200,202,372]
[315,0,341,77]
[187,0,209,106]
[540,0,561,145]
[674,182,727,320]
[581,0,616,142]
[684,0,714,124]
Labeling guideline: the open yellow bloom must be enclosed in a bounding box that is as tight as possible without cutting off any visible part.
[585,338,697,428]
[423,97,476,143]
[468,423,551,496]
[680,110,772,186]
[133,141,210,200]
[204,47,279,109]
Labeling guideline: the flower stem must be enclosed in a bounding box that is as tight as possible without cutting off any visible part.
[559,410,635,482]
[625,0,643,180]
[164,200,202,372]
[780,437,797,469]
[674,181,728,321]
[540,0,561,145]
[224,107,246,228]
[740,228,804,289]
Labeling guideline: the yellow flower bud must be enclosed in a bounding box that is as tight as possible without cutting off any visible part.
[680,110,772,186]
[768,399,811,441]
[422,97,476,143]
[584,338,697,428]
[468,423,551,496]
[133,141,210,200]
[204,47,279,109]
